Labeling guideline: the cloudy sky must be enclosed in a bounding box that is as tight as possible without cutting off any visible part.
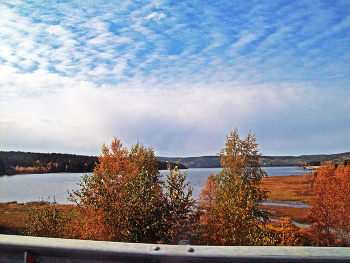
[0,0,349,157]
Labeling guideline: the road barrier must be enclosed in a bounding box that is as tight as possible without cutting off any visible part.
[1,234,350,262]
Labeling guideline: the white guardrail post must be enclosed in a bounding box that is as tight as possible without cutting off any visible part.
[1,234,350,263]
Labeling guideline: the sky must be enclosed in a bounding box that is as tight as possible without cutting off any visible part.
[0,0,349,157]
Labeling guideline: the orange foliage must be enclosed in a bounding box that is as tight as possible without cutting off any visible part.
[24,137,200,244]
[69,138,138,241]
[265,218,312,246]
[309,162,350,246]
[261,205,310,224]
[334,164,350,245]
[67,138,198,244]
[198,173,219,245]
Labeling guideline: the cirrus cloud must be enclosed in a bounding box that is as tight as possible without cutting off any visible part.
[0,0,349,157]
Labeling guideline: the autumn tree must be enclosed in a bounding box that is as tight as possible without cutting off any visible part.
[198,173,219,245]
[309,162,350,246]
[309,162,339,246]
[334,163,350,245]
[126,142,168,243]
[163,163,198,244]
[69,138,198,244]
[69,138,138,241]
[199,129,270,245]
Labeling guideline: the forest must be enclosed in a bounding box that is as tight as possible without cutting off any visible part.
[0,152,98,175]
[0,151,186,176]
[4,130,348,247]
[159,152,350,168]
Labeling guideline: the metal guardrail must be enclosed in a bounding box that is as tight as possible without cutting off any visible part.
[1,234,350,263]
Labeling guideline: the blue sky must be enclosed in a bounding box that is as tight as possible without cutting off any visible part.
[0,0,349,157]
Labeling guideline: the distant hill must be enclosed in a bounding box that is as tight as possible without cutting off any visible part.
[158,156,221,169]
[260,152,350,167]
[0,151,186,176]
[158,152,350,168]
[1,151,348,175]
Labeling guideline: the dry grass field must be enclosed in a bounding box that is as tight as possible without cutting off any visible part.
[0,202,34,235]
[261,173,314,203]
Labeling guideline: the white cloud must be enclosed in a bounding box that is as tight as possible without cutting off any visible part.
[0,0,349,156]
[82,17,110,36]
[0,61,331,155]
[146,12,166,21]
[231,33,259,51]
[45,25,70,36]
[0,45,18,63]
[88,33,114,45]
[112,59,128,75]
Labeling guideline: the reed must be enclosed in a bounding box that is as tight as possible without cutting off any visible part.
[261,173,315,203]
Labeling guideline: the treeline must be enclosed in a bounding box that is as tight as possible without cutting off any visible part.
[2,150,348,176]
[158,156,222,168]
[159,152,350,168]
[0,152,98,175]
[261,153,350,167]
[0,151,186,176]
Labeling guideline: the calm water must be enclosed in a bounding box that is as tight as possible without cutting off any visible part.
[0,166,308,204]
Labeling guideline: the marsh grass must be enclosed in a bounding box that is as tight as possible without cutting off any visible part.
[261,173,315,203]
[258,173,314,225]
[0,201,75,235]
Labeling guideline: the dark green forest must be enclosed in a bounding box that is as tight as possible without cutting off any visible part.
[0,151,186,176]
[158,152,350,168]
[0,152,98,175]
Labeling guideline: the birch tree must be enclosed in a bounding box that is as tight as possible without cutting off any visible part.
[199,129,270,245]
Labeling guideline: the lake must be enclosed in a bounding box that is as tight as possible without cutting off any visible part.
[0,166,309,204]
